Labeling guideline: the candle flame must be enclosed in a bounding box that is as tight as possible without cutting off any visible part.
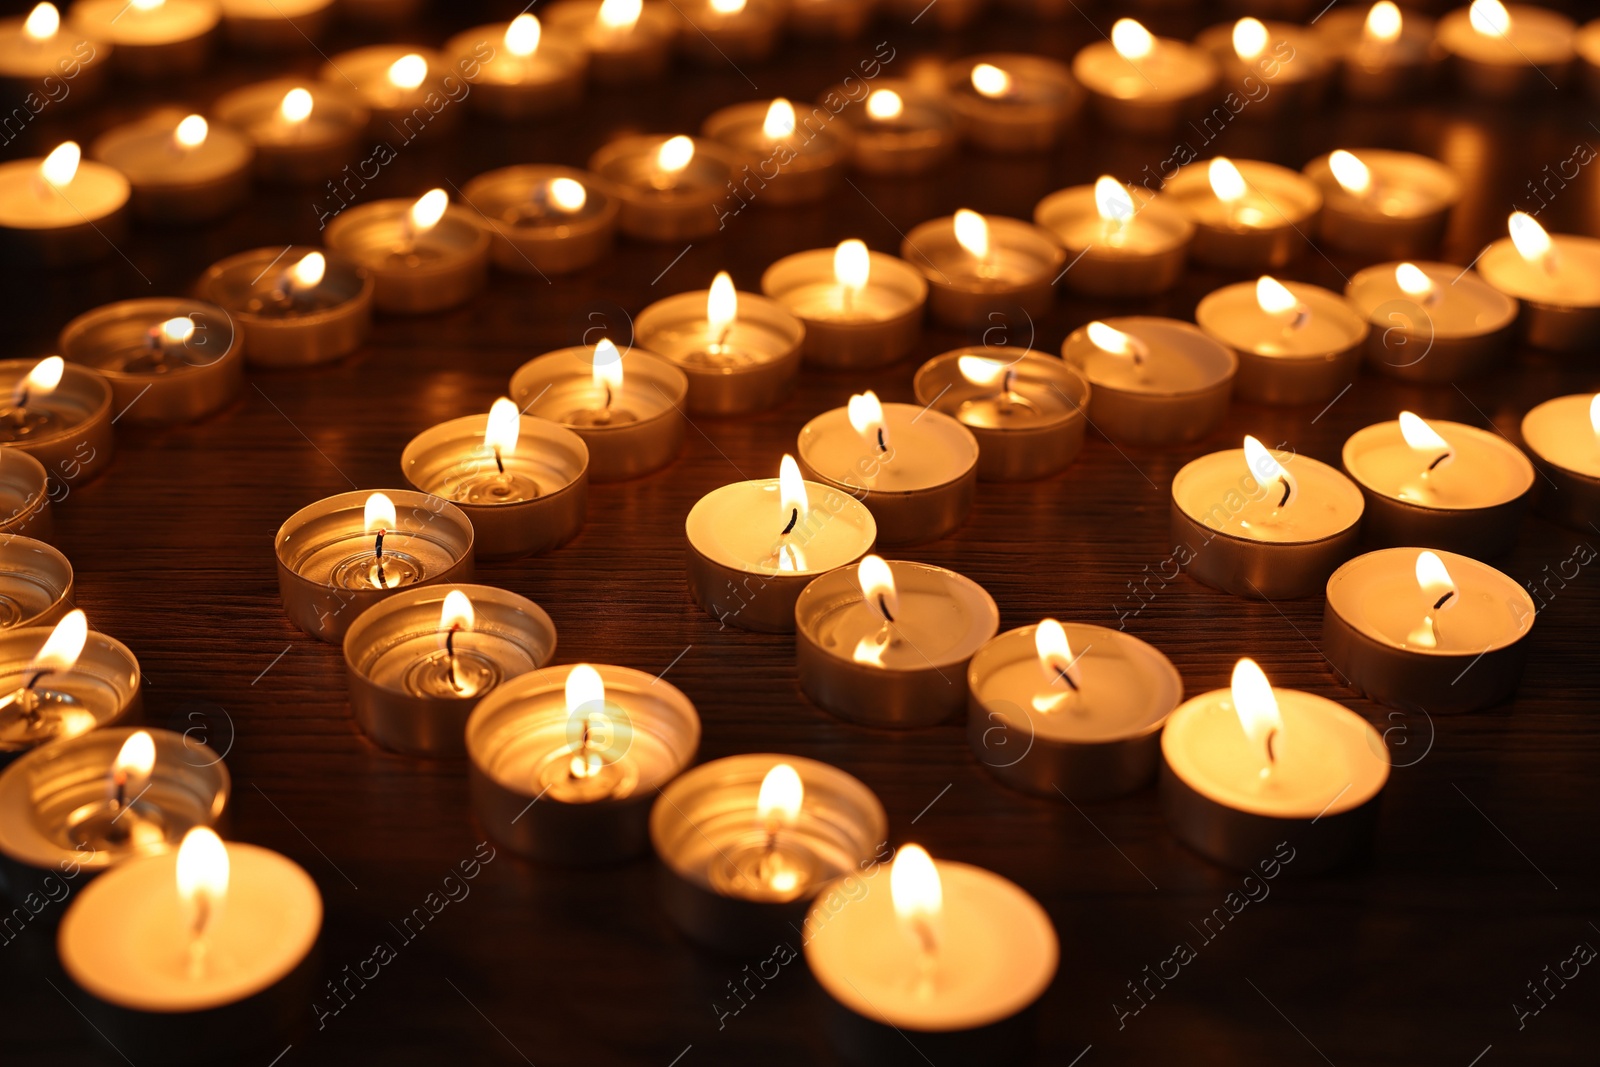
[1327,149,1372,198]
[387,53,428,91]
[1208,157,1247,205]
[40,142,79,188]
[23,3,59,39]
[1035,618,1082,691]
[505,13,541,56]
[890,843,941,928]
[1233,17,1269,62]
[598,0,642,31]
[1085,321,1144,362]
[1365,1,1402,43]
[707,271,737,341]
[1590,394,1600,439]
[485,396,520,459]
[1112,18,1154,61]
[410,188,449,233]
[1469,0,1510,38]
[280,87,314,125]
[593,338,624,397]
[549,177,587,213]
[709,0,746,14]
[756,762,803,826]
[779,453,808,531]
[1230,658,1282,769]
[657,135,694,175]
[364,492,396,535]
[1508,212,1553,267]
[1415,550,1456,608]
[1095,176,1135,223]
[176,826,228,938]
[439,589,474,633]
[565,663,605,717]
[174,114,208,150]
[30,609,86,676]
[865,89,903,120]
[958,355,1007,388]
[834,239,870,292]
[1243,434,1298,507]
[160,316,195,346]
[970,62,1012,98]
[1254,276,1299,317]
[130,0,163,10]
[858,554,899,626]
[847,390,888,451]
[112,730,156,797]
[16,356,64,405]
[290,251,326,289]
[953,208,989,261]
[1395,262,1435,299]
[1398,410,1454,469]
[763,98,796,139]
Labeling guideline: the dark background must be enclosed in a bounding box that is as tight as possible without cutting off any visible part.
[2,1,1599,1064]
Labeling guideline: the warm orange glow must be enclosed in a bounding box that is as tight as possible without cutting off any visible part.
[31,609,86,677]
[1086,321,1144,362]
[1209,157,1247,205]
[23,3,59,40]
[1469,0,1510,38]
[159,317,195,346]
[834,239,870,293]
[656,135,694,175]
[1398,411,1453,468]
[176,826,228,937]
[485,397,520,459]
[756,762,803,826]
[598,0,643,32]
[130,0,163,10]
[865,89,903,121]
[409,189,449,233]
[16,356,64,405]
[762,98,796,140]
[1416,550,1456,605]
[1244,435,1297,507]
[593,339,624,400]
[1328,150,1372,198]
[505,13,540,56]
[709,0,746,13]
[113,730,156,797]
[1365,1,1402,44]
[566,663,605,716]
[1509,212,1553,267]
[1232,17,1269,61]
[173,115,208,150]
[1034,618,1081,692]
[1255,276,1299,317]
[778,453,808,531]
[1112,18,1154,61]
[387,53,428,91]
[280,87,314,125]
[1095,176,1134,224]
[953,208,989,261]
[1230,657,1282,770]
[549,177,587,213]
[958,355,1007,389]
[847,390,888,451]
[40,142,79,188]
[707,271,737,342]
[1395,262,1434,299]
[289,251,325,289]
[439,589,474,634]
[364,492,396,536]
[890,844,942,932]
[971,62,1012,98]
[1590,395,1600,439]
[858,554,898,622]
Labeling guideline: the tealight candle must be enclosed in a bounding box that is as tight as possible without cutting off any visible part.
[58,830,321,1058]
[466,662,700,864]
[1342,412,1534,557]
[217,0,331,49]
[1315,2,1443,100]
[58,298,241,425]
[344,585,557,756]
[968,620,1181,800]
[794,555,998,727]
[900,209,1064,330]
[760,240,927,369]
[1194,276,1367,406]
[1072,17,1220,135]
[542,0,677,85]
[275,490,475,643]
[0,535,71,629]
[448,14,587,119]
[1161,658,1387,873]
[212,80,369,185]
[1060,318,1237,447]
[796,391,979,545]
[912,349,1090,482]
[461,166,617,276]
[1196,17,1333,118]
[1343,261,1517,382]
[0,611,142,760]
[702,97,852,204]
[0,451,53,544]
[1477,212,1600,352]
[0,141,129,266]
[651,755,886,953]
[1159,156,1321,270]
[1033,176,1194,297]
[1521,394,1600,530]
[589,134,739,241]
[943,53,1082,153]
[635,271,803,415]
[1324,548,1534,712]
[0,4,108,103]
[831,82,958,176]
[90,112,249,223]
[401,400,589,559]
[674,0,780,65]
[323,189,490,315]
[1438,0,1575,98]
[803,845,1057,1065]
[197,247,372,368]
[322,46,463,137]
[1302,149,1460,261]
[685,454,876,632]
[69,0,215,77]
[1172,436,1364,600]
[0,357,114,487]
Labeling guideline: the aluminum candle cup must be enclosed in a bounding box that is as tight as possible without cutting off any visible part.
[0,451,52,544]
[1344,261,1517,382]
[0,359,114,487]
[794,561,998,728]
[510,346,687,482]
[541,0,676,85]
[1194,280,1367,406]
[59,298,242,424]
[0,149,129,267]
[274,490,475,644]
[460,166,617,276]
[218,0,333,49]
[197,247,372,368]
[1060,318,1237,447]
[900,214,1065,330]
[1477,232,1600,353]
[942,53,1083,154]
[1195,19,1334,118]
[1315,6,1442,100]
[760,247,926,370]
[323,198,490,315]
[830,80,958,176]
[1521,394,1600,530]
[0,536,72,629]
[0,624,142,761]
[1071,26,1220,135]
[89,110,251,223]
[589,135,740,242]
[912,350,1089,482]
[1160,160,1321,270]
[1438,3,1575,99]
[69,0,215,77]
[1342,418,1534,557]
[674,0,780,65]
[343,585,556,757]
[796,401,978,546]
[321,46,463,137]
[701,99,853,205]
[447,21,587,120]
[1302,150,1460,261]
[650,754,887,954]
[968,623,1181,800]
[212,80,369,185]
[466,663,701,865]
[1033,183,1193,297]
[0,13,108,105]
[634,286,803,415]
[1323,548,1535,713]
[1172,446,1364,600]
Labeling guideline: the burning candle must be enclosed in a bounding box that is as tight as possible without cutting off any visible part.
[589,133,740,241]
[213,80,368,185]
[448,14,587,119]
[1196,17,1334,118]
[1194,275,1367,405]
[943,53,1082,153]
[1477,212,1600,352]
[0,535,71,629]
[510,340,687,482]
[652,754,887,952]
[1302,148,1460,261]
[198,247,373,368]
[1059,318,1236,447]
[1033,175,1194,296]
[322,46,463,135]
[967,620,1182,800]
[275,490,475,643]
[89,111,251,223]
[1521,393,1600,530]
[0,356,114,486]
[461,165,616,276]
[796,390,979,545]
[794,555,998,727]
[702,97,853,204]
[1071,17,1220,135]
[1315,1,1443,100]
[760,240,927,369]
[1343,260,1517,382]
[324,188,490,315]
[69,0,216,77]
[0,610,141,758]
[1171,435,1365,600]
[402,399,589,559]
[0,140,129,266]
[1161,658,1387,873]
[543,0,676,84]
[344,585,557,756]
[900,209,1065,330]
[58,298,242,423]
[0,4,108,100]
[833,82,958,176]
[217,0,331,49]
[1324,548,1535,713]
[1342,412,1534,557]
[467,662,701,864]
[1159,156,1322,270]
[1438,0,1575,98]
[803,845,1058,1064]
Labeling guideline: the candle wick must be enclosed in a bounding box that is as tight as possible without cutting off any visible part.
[24,666,54,692]
[602,383,613,411]
[876,428,887,453]
[1276,476,1292,509]
[373,528,386,561]
[1426,451,1451,472]
[493,446,505,475]
[1054,664,1079,692]
[876,594,895,624]
[1264,727,1278,766]
[782,507,798,536]
[446,624,462,691]
[1433,590,1455,611]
